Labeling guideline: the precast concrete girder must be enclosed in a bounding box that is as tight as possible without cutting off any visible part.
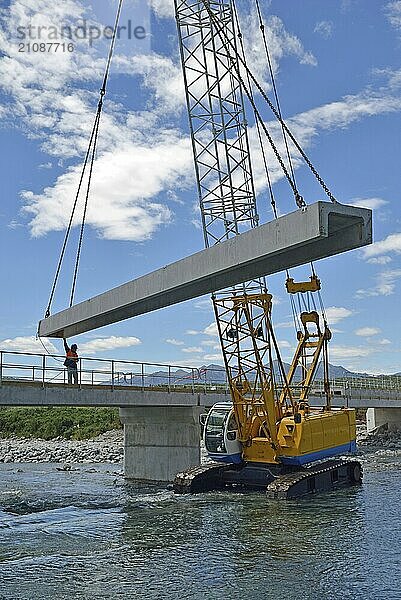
[38,202,372,339]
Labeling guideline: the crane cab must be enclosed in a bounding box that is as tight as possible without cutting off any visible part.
[203,403,242,464]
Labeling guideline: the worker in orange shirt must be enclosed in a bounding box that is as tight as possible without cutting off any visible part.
[63,338,79,385]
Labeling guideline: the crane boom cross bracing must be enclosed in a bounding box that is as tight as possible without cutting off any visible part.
[175,0,286,448]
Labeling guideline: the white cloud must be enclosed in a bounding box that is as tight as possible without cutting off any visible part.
[0,336,57,354]
[0,0,192,242]
[185,329,201,336]
[239,12,316,90]
[201,340,220,348]
[182,346,203,354]
[355,327,381,337]
[386,1,401,31]
[329,345,373,359]
[249,88,401,197]
[204,322,219,337]
[325,306,353,325]
[274,320,294,329]
[202,352,223,363]
[23,136,191,240]
[367,256,392,265]
[278,340,291,348]
[78,336,141,354]
[361,233,401,259]
[351,197,389,210]
[165,338,184,346]
[150,0,174,19]
[379,338,392,345]
[3,0,401,247]
[314,21,333,39]
[355,269,401,298]
[194,298,212,311]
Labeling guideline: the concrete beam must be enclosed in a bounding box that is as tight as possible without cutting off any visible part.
[38,202,372,338]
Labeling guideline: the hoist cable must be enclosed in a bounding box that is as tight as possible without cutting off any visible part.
[44,113,102,318]
[233,3,278,219]
[44,0,124,318]
[69,108,102,307]
[205,1,337,204]
[254,0,298,189]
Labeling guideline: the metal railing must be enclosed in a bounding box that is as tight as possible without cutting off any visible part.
[0,350,230,393]
[1,350,400,395]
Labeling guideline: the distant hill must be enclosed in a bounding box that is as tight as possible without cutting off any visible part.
[113,361,374,387]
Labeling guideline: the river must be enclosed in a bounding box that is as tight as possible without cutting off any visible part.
[0,448,400,600]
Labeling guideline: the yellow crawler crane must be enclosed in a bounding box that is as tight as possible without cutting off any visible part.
[175,278,361,497]
[173,0,362,497]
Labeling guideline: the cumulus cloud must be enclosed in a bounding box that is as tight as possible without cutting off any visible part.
[361,233,401,260]
[78,336,141,354]
[329,345,373,359]
[325,306,353,325]
[202,352,223,362]
[355,327,381,337]
[203,322,219,337]
[23,135,191,240]
[249,89,401,197]
[0,0,191,242]
[351,197,389,210]
[0,336,57,354]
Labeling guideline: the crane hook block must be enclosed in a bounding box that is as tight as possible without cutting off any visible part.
[286,274,321,294]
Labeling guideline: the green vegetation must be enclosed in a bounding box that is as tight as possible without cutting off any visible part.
[0,407,122,440]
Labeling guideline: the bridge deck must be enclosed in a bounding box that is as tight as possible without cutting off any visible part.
[38,202,372,338]
[1,380,401,409]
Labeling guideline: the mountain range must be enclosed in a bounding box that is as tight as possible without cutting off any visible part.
[113,361,378,387]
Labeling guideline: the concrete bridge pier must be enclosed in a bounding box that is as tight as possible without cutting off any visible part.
[119,406,202,481]
[366,408,401,433]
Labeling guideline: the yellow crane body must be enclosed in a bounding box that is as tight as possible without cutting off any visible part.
[243,409,357,466]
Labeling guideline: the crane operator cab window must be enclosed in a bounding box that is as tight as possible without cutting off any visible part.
[204,404,242,464]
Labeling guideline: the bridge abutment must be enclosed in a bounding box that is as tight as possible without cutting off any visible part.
[366,408,401,433]
[119,406,202,481]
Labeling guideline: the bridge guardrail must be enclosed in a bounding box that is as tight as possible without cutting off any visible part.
[1,350,401,394]
[0,350,231,393]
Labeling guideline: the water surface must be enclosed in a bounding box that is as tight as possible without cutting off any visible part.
[0,450,400,599]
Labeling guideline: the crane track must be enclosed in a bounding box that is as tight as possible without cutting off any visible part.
[174,459,363,498]
[173,463,230,494]
[266,459,363,499]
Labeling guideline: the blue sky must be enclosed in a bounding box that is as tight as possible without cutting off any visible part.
[1,0,401,374]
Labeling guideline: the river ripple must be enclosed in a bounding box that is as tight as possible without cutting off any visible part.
[0,450,400,600]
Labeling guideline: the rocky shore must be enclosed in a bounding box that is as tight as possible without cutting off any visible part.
[357,423,401,452]
[0,430,123,464]
[0,424,400,464]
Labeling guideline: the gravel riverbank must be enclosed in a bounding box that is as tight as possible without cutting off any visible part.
[0,430,123,464]
[0,424,400,465]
